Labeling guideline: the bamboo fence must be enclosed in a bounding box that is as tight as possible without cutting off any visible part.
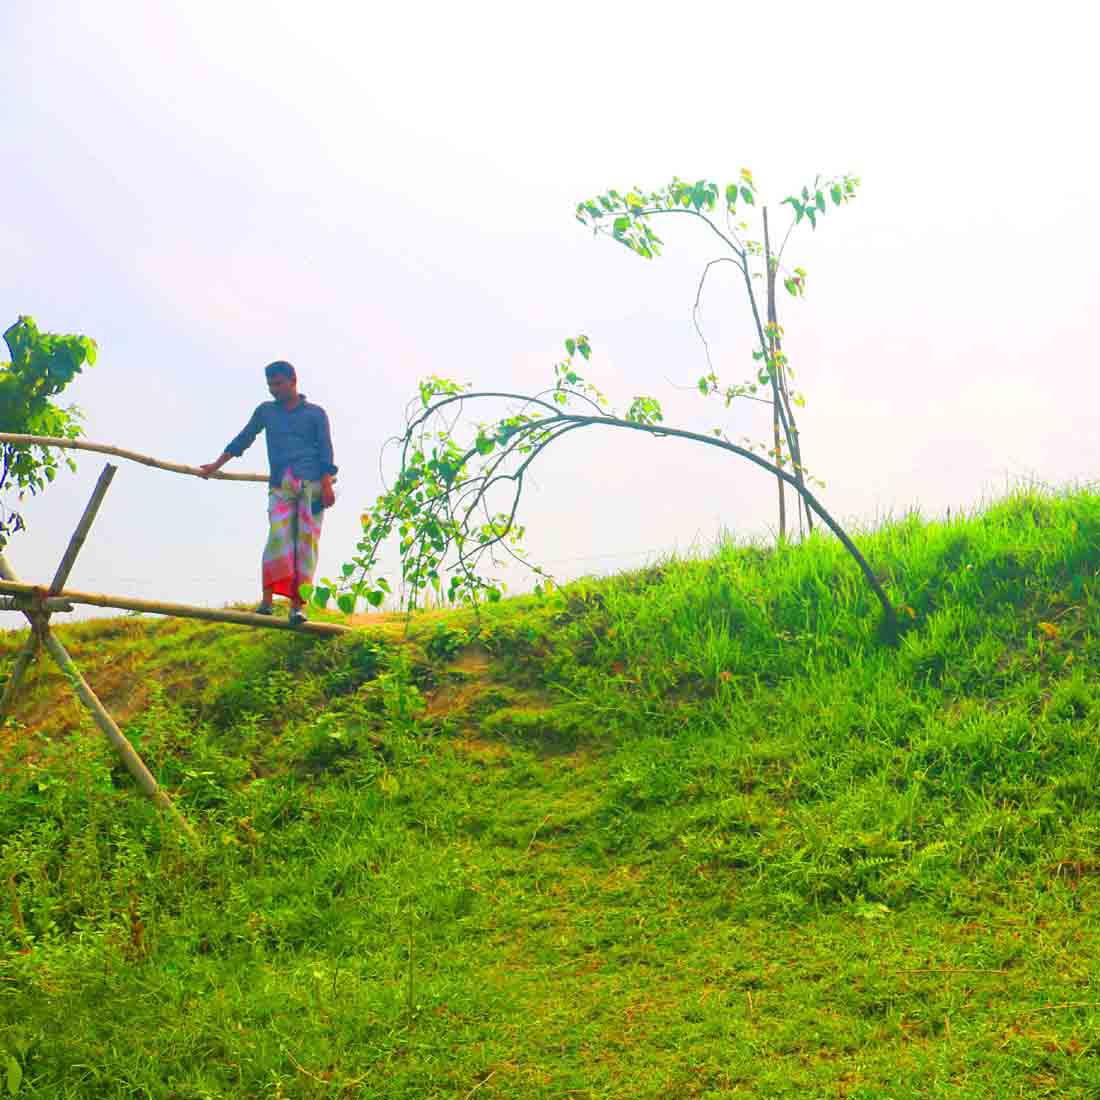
[0,432,356,844]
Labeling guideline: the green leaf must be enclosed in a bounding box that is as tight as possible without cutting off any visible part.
[366,589,385,607]
[336,593,356,615]
[313,586,332,606]
[815,190,825,212]
[830,184,842,205]
[612,216,630,233]
[7,1055,22,1095]
[564,338,576,357]
[740,186,755,205]
[725,183,738,207]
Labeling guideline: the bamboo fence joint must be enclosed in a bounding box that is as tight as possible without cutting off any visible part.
[0,597,73,612]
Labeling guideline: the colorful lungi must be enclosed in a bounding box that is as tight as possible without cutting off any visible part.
[262,470,323,599]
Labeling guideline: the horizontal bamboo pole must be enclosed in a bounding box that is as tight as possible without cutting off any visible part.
[0,433,267,483]
[0,579,351,636]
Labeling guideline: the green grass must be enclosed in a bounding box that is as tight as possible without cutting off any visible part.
[3,488,1100,1097]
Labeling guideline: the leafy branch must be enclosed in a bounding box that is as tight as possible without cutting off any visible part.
[307,338,898,639]
[0,316,98,546]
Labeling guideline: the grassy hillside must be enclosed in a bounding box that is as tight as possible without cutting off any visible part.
[3,489,1100,1098]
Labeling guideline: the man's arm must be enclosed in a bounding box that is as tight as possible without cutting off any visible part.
[199,407,265,478]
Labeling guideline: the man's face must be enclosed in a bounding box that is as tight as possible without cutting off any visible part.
[267,372,297,401]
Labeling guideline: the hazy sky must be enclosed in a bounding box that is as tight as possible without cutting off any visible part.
[2,1,1097,614]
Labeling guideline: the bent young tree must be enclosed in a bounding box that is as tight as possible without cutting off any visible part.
[307,338,899,639]
[576,170,859,541]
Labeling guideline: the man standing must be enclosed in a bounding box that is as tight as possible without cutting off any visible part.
[200,362,337,626]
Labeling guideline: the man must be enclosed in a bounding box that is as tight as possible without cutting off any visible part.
[200,361,337,626]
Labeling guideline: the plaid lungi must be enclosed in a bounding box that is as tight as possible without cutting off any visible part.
[262,470,323,599]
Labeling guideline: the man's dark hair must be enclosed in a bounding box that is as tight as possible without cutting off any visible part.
[264,361,296,381]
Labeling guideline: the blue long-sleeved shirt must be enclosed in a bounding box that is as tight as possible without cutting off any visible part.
[224,396,337,487]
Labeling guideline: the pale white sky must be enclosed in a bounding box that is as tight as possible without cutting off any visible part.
[2,0,1097,612]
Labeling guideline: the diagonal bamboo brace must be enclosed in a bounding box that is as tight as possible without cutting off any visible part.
[39,629,197,842]
[0,552,40,720]
[51,463,117,593]
[0,541,198,844]
[0,632,40,721]
[0,465,117,720]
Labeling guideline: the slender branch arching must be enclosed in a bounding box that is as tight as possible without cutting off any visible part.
[359,390,898,637]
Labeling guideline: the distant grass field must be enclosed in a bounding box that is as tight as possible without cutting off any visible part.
[3,489,1100,1097]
